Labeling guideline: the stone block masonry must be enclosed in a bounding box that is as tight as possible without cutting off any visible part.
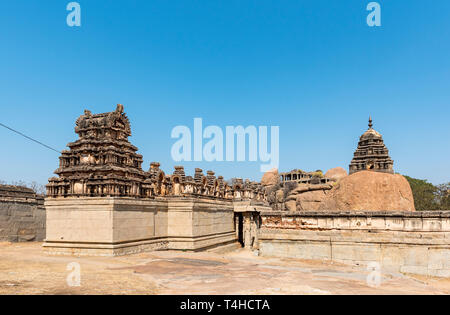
[43,196,241,256]
[258,211,450,278]
[0,185,45,242]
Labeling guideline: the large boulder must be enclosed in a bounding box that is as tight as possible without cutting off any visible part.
[292,189,330,211]
[318,171,415,212]
[285,199,297,212]
[325,167,348,182]
[285,184,333,211]
[261,168,279,187]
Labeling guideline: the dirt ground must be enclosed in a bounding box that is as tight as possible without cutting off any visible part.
[0,242,449,295]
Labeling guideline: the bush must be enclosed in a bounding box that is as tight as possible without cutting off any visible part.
[311,171,324,178]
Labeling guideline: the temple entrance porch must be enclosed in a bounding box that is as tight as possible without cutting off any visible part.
[233,201,270,251]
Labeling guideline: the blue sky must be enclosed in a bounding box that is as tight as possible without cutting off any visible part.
[0,0,449,185]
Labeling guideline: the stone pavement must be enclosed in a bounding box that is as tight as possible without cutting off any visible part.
[0,242,448,295]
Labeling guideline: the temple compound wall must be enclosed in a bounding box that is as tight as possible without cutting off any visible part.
[0,185,45,242]
[44,197,269,256]
[258,211,450,278]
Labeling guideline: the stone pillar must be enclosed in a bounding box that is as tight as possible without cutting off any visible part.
[235,215,240,240]
[251,213,259,249]
[243,213,252,249]
[173,183,181,196]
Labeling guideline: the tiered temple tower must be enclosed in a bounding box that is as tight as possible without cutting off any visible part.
[349,117,394,175]
[47,104,146,197]
[46,104,267,201]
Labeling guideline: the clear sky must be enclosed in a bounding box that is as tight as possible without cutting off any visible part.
[0,1,449,185]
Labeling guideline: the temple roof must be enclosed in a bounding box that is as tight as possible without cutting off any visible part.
[349,116,394,175]
[75,104,131,138]
[360,128,382,140]
[360,117,382,140]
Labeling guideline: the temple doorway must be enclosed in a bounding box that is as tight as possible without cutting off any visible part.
[236,213,244,247]
[234,211,261,249]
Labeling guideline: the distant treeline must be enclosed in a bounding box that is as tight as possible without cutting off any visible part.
[404,176,450,211]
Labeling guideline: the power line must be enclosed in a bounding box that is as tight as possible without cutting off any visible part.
[0,122,61,154]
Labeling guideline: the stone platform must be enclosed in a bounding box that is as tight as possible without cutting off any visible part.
[44,196,236,256]
[3,242,449,295]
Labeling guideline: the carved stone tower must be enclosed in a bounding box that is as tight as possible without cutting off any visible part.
[46,104,147,197]
[349,117,394,175]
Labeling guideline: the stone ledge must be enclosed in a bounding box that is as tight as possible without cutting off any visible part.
[261,211,450,218]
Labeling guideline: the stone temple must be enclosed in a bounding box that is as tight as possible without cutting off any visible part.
[349,117,394,175]
[44,104,270,256]
[39,105,450,278]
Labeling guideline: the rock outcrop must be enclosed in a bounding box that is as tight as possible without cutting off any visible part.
[324,167,348,182]
[285,184,333,211]
[261,168,279,187]
[318,171,415,212]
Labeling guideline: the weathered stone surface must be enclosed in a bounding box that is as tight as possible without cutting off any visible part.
[275,189,284,203]
[324,167,348,182]
[3,242,449,294]
[0,185,36,200]
[261,168,279,187]
[0,185,45,242]
[294,189,329,211]
[44,196,243,256]
[259,211,450,278]
[284,184,333,211]
[284,200,297,212]
[318,171,415,211]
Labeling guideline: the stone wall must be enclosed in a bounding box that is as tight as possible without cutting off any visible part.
[167,197,236,250]
[44,197,169,256]
[0,185,45,242]
[44,196,239,256]
[259,211,450,277]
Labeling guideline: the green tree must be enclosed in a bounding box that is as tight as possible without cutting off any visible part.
[436,183,450,210]
[404,176,442,210]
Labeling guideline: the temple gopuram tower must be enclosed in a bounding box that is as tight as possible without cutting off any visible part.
[47,104,146,197]
[349,117,394,175]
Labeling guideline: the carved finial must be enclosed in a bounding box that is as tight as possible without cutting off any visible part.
[150,162,160,169]
[116,104,124,114]
[368,116,373,129]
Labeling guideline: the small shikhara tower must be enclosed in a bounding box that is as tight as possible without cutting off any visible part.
[349,117,394,175]
[46,104,146,197]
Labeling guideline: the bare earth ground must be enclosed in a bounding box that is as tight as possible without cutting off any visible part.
[0,242,449,295]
